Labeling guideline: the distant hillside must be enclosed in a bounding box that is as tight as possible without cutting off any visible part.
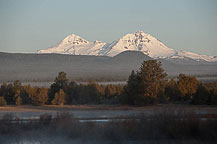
[0,51,216,82]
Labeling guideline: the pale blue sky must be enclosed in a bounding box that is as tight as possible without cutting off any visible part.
[0,0,217,55]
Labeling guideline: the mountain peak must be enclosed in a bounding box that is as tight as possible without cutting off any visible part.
[121,31,149,40]
[61,34,89,45]
[38,34,106,55]
[104,31,175,58]
[134,30,149,35]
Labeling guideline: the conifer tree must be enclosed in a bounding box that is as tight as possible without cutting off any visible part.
[48,72,68,104]
[120,70,138,105]
[122,60,167,105]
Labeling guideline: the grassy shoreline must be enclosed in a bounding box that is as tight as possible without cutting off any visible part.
[1,104,217,110]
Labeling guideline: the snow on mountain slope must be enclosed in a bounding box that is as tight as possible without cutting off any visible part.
[37,31,217,62]
[170,51,217,62]
[38,34,106,55]
[103,31,176,58]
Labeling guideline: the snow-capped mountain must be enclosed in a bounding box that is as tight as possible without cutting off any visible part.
[37,31,217,62]
[101,31,176,58]
[38,34,106,55]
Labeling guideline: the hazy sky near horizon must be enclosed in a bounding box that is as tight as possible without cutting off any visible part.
[0,0,217,55]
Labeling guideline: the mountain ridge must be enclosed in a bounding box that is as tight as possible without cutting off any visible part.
[37,31,217,62]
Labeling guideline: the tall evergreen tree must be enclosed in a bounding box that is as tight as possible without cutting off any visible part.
[120,70,138,105]
[122,60,167,105]
[136,60,167,105]
[48,72,68,104]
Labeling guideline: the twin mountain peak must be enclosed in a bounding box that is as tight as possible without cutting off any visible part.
[38,31,217,62]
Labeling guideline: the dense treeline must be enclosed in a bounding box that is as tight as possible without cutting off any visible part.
[0,72,123,106]
[0,60,217,106]
[121,60,217,105]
